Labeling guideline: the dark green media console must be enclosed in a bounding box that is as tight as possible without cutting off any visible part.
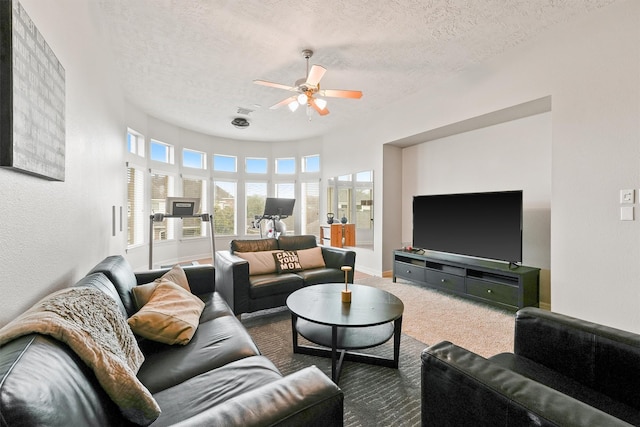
[393,249,539,311]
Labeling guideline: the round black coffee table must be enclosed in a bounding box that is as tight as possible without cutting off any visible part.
[286,283,404,383]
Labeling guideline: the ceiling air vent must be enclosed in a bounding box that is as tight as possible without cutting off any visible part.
[237,107,254,115]
[231,117,250,129]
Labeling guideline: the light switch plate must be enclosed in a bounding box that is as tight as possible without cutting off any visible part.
[620,189,635,204]
[621,206,634,221]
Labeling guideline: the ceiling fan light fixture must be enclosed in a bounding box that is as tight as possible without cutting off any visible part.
[315,98,327,110]
[254,48,361,118]
[287,100,299,112]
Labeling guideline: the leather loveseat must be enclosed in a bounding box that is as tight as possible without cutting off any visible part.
[0,255,343,426]
[215,235,356,317]
[421,307,640,426]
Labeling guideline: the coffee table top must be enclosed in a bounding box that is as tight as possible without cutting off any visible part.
[286,283,404,327]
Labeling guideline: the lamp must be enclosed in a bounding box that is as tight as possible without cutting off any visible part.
[315,98,327,111]
[287,101,299,112]
[297,93,307,105]
[341,266,352,303]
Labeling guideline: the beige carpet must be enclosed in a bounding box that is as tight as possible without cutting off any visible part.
[356,276,516,358]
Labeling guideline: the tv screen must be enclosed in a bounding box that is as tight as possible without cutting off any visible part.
[412,190,522,263]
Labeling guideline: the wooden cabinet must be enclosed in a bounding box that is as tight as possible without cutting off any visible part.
[393,250,539,311]
[320,224,356,248]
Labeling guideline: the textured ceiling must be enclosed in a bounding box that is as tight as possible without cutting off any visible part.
[93,0,618,142]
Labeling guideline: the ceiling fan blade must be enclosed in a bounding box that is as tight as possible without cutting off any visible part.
[319,89,363,99]
[254,80,296,91]
[310,98,330,116]
[306,65,327,87]
[270,95,298,110]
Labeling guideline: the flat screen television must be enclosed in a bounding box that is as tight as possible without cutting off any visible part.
[412,190,522,263]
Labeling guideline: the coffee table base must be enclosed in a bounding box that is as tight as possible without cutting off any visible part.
[291,314,403,383]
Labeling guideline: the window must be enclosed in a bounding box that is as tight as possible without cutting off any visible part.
[246,157,268,174]
[301,181,320,237]
[126,166,144,246]
[213,180,236,235]
[182,177,206,238]
[150,139,174,164]
[275,157,295,174]
[275,182,295,232]
[355,187,373,230]
[338,187,352,224]
[151,172,174,240]
[246,182,268,234]
[355,170,373,230]
[302,155,320,173]
[127,129,145,157]
[183,149,206,169]
[213,154,237,172]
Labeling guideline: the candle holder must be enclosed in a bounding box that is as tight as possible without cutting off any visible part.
[341,266,352,303]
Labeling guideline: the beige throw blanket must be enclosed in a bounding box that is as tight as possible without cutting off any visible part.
[0,287,161,425]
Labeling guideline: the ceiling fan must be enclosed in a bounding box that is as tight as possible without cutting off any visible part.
[254,49,362,117]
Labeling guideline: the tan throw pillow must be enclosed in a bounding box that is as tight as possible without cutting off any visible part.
[127,280,205,345]
[158,264,190,291]
[297,246,326,269]
[235,250,281,275]
[132,265,191,309]
[131,282,157,310]
[273,250,303,273]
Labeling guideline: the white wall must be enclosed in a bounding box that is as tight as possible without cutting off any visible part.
[322,0,640,331]
[0,0,126,327]
[401,112,552,270]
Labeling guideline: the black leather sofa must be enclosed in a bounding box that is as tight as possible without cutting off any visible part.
[421,307,640,426]
[215,235,356,317]
[0,255,343,426]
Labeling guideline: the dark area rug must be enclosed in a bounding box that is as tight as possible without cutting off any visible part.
[242,309,424,427]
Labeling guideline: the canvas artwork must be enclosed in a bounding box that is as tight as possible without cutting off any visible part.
[0,0,65,181]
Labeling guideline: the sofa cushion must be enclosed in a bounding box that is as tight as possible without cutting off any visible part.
[128,281,205,345]
[132,265,191,309]
[249,273,304,299]
[273,250,303,273]
[296,268,345,286]
[277,234,317,251]
[88,255,138,316]
[231,238,278,253]
[136,297,261,393]
[0,335,129,426]
[297,246,326,269]
[150,356,282,426]
[235,250,281,275]
[490,352,640,425]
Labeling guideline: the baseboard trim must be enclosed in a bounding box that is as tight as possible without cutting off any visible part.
[539,302,551,311]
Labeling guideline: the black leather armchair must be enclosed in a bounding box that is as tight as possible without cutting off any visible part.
[216,235,356,317]
[421,307,640,426]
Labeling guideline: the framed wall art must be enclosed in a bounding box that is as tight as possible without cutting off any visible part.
[0,0,65,181]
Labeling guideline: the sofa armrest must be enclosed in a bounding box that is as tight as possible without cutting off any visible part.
[321,247,356,283]
[134,264,215,295]
[171,366,343,427]
[422,341,633,427]
[514,307,640,409]
[215,250,251,315]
